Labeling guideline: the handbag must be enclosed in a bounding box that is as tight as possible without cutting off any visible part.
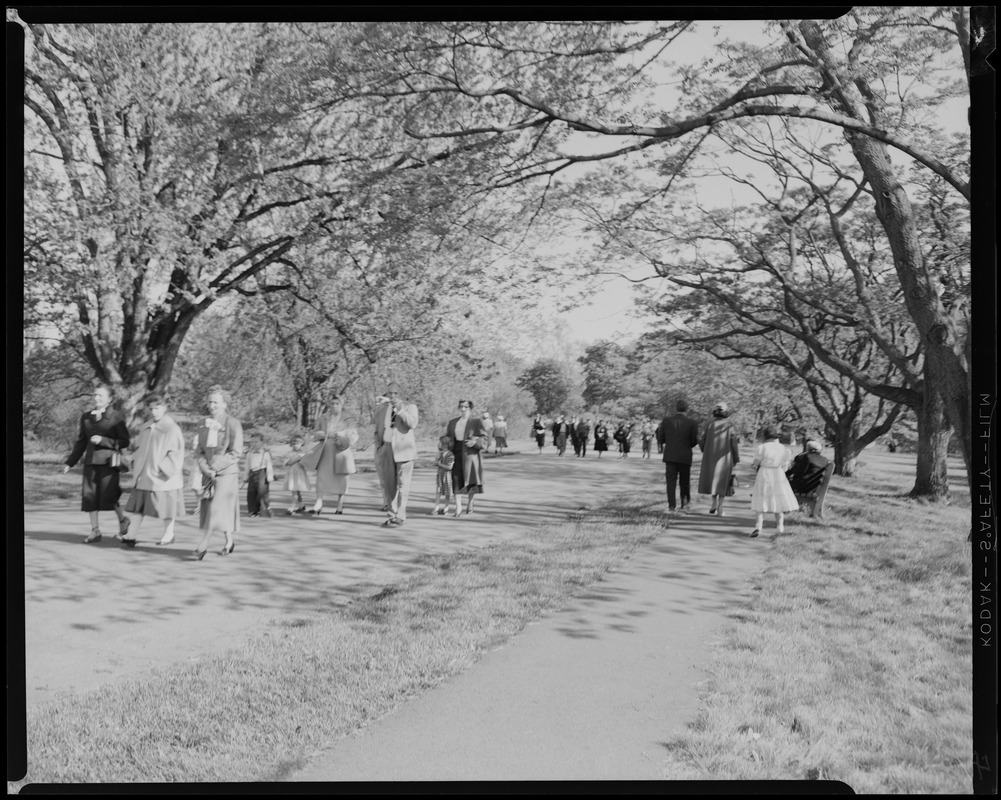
[727,473,739,497]
[110,446,131,473]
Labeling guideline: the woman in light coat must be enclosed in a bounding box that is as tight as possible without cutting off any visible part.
[301,394,359,515]
[122,394,186,546]
[697,401,740,517]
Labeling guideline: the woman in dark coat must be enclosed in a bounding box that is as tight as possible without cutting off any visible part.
[593,419,609,457]
[446,400,489,515]
[697,401,741,517]
[532,415,547,454]
[63,384,132,543]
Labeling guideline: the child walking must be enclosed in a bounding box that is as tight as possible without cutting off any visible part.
[429,435,457,516]
[283,434,311,515]
[749,425,798,538]
[245,432,275,518]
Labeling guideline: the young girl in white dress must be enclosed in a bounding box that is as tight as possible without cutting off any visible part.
[283,434,311,515]
[749,426,799,538]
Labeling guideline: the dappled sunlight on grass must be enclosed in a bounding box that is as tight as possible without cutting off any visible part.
[659,467,972,793]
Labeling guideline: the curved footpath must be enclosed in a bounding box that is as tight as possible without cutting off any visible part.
[19,440,769,783]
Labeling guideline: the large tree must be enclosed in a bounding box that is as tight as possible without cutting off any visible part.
[360,12,972,490]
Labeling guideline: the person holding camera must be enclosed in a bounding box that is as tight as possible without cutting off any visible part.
[374,383,419,527]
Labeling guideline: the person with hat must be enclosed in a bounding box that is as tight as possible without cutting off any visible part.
[785,440,830,496]
[697,400,740,517]
[373,382,419,527]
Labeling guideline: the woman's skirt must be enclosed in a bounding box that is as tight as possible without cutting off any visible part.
[594,437,608,452]
[80,464,121,512]
[534,433,545,447]
[315,442,349,496]
[750,467,799,513]
[451,446,484,494]
[494,436,507,448]
[125,488,187,518]
[199,472,241,533]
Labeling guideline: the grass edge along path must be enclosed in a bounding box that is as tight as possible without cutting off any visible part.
[658,479,972,794]
[16,497,664,786]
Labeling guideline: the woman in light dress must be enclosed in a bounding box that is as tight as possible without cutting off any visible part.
[301,395,358,515]
[191,385,243,559]
[748,425,799,538]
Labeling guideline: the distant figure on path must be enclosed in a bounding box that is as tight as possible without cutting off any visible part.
[63,383,131,543]
[532,415,547,454]
[698,401,740,517]
[191,385,243,559]
[785,440,830,496]
[749,426,799,538]
[576,416,592,457]
[481,412,495,455]
[446,400,488,515]
[244,432,275,518]
[121,394,186,547]
[593,419,609,458]
[640,422,655,459]
[492,415,509,455]
[374,383,419,527]
[656,399,700,513]
[553,414,571,456]
[304,395,358,516]
[569,414,581,456]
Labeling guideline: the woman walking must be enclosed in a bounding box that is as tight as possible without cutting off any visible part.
[593,419,609,458]
[446,399,488,515]
[121,395,186,547]
[191,386,243,559]
[532,415,547,454]
[63,384,131,543]
[749,426,799,537]
[697,401,740,517]
[302,395,358,515]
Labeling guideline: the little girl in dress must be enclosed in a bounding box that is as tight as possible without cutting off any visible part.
[430,435,457,516]
[283,434,311,515]
[749,425,799,538]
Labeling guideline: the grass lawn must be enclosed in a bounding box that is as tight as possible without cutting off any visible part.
[14,449,973,790]
[659,452,972,793]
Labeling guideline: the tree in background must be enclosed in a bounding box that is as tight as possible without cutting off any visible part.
[516,359,575,416]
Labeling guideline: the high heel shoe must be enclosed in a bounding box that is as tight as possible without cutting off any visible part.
[156,536,174,546]
[218,543,235,555]
[190,548,207,560]
[115,516,131,541]
[83,528,102,543]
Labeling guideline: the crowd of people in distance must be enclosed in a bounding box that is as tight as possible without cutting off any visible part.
[530,414,667,460]
[62,384,832,556]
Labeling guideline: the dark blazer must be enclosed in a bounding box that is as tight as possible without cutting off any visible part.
[657,413,700,465]
[66,409,130,467]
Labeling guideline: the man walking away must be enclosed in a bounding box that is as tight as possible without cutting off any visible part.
[657,399,700,512]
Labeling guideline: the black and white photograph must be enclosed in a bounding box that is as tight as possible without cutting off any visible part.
[10,5,996,792]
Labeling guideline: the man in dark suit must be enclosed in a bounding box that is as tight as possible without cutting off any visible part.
[786,441,830,494]
[656,399,700,512]
[576,417,592,458]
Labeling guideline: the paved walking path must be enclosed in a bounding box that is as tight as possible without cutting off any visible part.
[20,440,768,782]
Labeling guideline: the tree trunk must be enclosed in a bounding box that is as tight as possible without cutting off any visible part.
[911,379,953,500]
[830,417,863,477]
